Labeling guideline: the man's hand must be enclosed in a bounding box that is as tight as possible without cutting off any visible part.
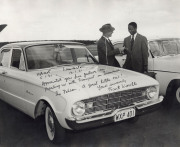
[115,47,126,55]
[123,47,129,54]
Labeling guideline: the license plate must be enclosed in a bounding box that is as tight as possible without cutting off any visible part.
[114,108,135,122]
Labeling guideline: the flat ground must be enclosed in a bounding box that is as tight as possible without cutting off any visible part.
[0,99,180,147]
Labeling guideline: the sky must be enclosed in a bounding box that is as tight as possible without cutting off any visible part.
[0,0,179,42]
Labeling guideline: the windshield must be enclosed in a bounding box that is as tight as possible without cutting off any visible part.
[149,39,180,57]
[26,44,98,69]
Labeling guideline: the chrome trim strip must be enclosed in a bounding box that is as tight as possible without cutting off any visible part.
[135,96,164,109]
[149,70,180,74]
[0,88,36,106]
[76,105,135,123]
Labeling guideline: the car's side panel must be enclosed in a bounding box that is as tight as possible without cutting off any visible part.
[152,57,180,96]
[0,68,6,101]
[154,71,172,95]
[0,68,26,111]
[0,68,67,120]
[22,76,67,119]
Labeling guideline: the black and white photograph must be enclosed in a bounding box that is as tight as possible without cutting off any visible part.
[0,0,180,146]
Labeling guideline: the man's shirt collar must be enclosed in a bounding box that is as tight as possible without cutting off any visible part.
[131,33,137,40]
[103,36,109,40]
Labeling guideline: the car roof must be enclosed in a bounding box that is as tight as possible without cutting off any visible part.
[112,38,180,44]
[2,40,84,48]
[148,38,180,42]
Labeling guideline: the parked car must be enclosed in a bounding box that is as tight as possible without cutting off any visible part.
[113,38,180,106]
[0,41,163,143]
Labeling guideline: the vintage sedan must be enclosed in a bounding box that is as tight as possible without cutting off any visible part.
[0,41,163,142]
[113,38,180,106]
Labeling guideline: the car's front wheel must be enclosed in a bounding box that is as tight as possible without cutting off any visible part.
[45,105,65,143]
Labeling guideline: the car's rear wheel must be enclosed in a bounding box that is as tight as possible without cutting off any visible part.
[45,105,65,143]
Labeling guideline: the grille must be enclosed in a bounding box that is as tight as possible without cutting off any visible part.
[83,88,147,115]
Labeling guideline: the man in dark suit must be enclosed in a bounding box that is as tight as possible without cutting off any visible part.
[97,24,121,67]
[123,22,148,73]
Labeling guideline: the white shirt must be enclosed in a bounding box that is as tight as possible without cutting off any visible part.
[131,33,137,40]
[103,36,111,42]
[102,36,111,65]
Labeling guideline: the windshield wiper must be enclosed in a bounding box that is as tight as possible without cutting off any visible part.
[52,64,73,68]
[79,62,98,66]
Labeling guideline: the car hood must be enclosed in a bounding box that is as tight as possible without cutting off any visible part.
[154,54,180,73]
[29,64,158,101]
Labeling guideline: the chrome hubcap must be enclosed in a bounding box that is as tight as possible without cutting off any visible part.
[176,87,180,103]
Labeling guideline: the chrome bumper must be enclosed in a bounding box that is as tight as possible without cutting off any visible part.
[67,96,164,124]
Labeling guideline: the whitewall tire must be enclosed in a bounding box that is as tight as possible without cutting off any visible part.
[45,105,65,143]
[175,87,180,103]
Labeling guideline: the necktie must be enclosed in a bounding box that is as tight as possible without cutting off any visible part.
[107,38,110,43]
[107,39,113,46]
[131,35,134,50]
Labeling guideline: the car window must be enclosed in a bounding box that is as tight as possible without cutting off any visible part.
[11,49,25,71]
[149,41,161,56]
[26,44,97,70]
[86,44,97,56]
[162,41,179,55]
[177,40,180,52]
[0,49,11,67]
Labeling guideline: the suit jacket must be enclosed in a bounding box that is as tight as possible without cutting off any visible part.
[97,36,120,67]
[123,33,148,73]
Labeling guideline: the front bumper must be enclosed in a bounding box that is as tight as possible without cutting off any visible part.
[65,96,163,130]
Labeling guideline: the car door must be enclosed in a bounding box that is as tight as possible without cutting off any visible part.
[0,47,26,111]
[0,48,11,101]
[149,40,180,95]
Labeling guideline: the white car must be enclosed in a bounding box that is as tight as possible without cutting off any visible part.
[113,38,180,106]
[0,41,163,143]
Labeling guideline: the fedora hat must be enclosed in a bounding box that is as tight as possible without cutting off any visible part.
[99,23,115,33]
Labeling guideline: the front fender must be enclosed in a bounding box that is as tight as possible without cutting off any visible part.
[39,95,67,114]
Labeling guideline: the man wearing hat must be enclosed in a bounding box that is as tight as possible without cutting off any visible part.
[97,24,121,67]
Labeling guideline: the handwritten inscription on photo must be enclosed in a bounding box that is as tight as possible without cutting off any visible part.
[36,65,138,96]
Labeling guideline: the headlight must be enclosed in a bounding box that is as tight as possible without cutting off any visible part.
[72,101,85,116]
[146,86,157,99]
